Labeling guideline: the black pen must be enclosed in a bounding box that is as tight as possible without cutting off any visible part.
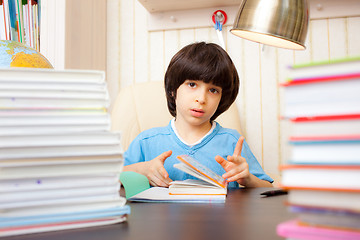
[260,189,288,197]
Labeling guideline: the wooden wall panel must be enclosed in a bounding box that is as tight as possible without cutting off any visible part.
[65,0,106,71]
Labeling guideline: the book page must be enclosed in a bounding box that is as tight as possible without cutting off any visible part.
[176,155,226,188]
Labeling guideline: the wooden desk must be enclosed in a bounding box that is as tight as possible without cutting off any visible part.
[8,188,295,240]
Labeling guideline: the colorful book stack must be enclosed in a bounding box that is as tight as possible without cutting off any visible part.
[277,58,360,240]
[0,0,41,50]
[0,68,130,237]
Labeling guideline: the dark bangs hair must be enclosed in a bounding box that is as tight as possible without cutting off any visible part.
[164,42,239,121]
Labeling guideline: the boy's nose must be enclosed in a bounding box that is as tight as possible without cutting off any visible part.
[195,91,206,104]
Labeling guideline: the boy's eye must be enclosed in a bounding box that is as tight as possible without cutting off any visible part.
[188,82,197,88]
[209,88,220,94]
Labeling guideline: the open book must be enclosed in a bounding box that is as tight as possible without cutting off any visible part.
[169,155,227,195]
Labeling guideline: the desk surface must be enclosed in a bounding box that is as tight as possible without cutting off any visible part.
[8,188,295,240]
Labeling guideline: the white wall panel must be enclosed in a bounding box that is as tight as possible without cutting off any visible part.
[328,18,347,60]
[260,45,280,174]
[310,20,329,62]
[164,30,179,75]
[194,28,211,43]
[179,29,195,48]
[134,1,149,83]
[294,35,311,65]
[277,48,294,166]
[107,0,120,109]
[149,31,164,82]
[226,27,246,137]
[120,0,135,87]
[347,17,360,57]
[242,41,262,164]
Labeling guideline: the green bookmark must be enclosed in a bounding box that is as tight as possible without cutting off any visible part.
[119,171,150,199]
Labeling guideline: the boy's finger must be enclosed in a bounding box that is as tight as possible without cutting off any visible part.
[233,136,244,157]
[225,172,244,183]
[158,166,170,180]
[151,173,170,187]
[222,166,241,180]
[215,155,228,168]
[227,155,245,164]
[157,150,172,163]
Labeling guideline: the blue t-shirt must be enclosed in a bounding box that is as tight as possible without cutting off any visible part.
[124,121,273,189]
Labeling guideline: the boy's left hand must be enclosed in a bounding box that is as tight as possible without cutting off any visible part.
[215,136,250,186]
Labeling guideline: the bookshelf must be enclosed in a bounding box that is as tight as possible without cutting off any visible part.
[137,0,241,13]
[138,0,360,31]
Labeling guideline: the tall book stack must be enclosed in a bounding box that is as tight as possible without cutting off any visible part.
[276,58,360,240]
[0,68,130,237]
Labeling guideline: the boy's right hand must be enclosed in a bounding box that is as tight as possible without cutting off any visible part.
[139,150,173,187]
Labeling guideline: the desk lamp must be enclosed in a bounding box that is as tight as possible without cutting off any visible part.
[230,0,309,50]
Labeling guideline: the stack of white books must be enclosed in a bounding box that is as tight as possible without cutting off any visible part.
[0,68,129,237]
[276,58,360,240]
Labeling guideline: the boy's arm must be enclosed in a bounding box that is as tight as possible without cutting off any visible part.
[124,150,173,187]
[215,137,273,188]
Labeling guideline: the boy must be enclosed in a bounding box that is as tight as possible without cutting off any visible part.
[123,42,273,188]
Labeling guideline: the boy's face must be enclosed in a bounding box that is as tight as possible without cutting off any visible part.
[175,80,222,127]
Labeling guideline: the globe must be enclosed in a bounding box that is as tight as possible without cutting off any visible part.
[0,40,53,68]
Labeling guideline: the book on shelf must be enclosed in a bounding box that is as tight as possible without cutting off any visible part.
[277,219,360,240]
[1,191,123,210]
[287,189,360,211]
[0,173,120,192]
[2,183,121,204]
[0,132,122,147]
[0,0,41,49]
[286,57,360,81]
[286,135,360,164]
[0,205,131,229]
[0,160,124,179]
[281,73,360,119]
[0,144,123,159]
[289,205,360,231]
[0,68,106,84]
[0,154,123,167]
[288,114,360,138]
[1,197,127,218]
[280,164,360,191]
[0,109,110,135]
[169,155,227,195]
[0,68,110,109]
[0,215,129,238]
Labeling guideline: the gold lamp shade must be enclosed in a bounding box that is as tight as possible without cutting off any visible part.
[230,0,309,50]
